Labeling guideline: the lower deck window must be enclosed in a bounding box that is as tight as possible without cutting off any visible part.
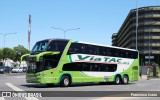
[44,59,58,70]
[62,62,117,72]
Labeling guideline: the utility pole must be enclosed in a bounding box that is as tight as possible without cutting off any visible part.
[28,14,31,51]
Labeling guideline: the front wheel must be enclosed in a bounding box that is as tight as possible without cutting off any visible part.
[115,76,121,85]
[60,75,71,87]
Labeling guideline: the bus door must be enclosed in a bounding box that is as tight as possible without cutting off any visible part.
[132,66,139,81]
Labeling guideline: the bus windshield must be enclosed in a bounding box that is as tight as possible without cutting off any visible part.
[31,40,49,54]
[27,53,62,73]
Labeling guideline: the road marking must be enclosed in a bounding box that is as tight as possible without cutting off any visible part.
[5,75,25,79]
[0,97,5,100]
[6,83,23,91]
[5,83,39,100]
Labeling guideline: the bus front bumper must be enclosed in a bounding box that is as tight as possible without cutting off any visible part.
[26,74,41,83]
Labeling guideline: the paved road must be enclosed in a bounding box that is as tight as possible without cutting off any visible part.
[0,73,160,100]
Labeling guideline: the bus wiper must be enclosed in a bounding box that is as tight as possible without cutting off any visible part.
[31,51,40,54]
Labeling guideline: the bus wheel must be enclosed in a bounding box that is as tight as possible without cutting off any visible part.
[60,75,70,87]
[115,76,121,84]
[122,75,128,84]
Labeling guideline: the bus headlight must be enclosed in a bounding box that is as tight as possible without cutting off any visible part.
[36,73,45,78]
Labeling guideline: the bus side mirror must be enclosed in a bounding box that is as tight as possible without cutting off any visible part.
[21,54,30,62]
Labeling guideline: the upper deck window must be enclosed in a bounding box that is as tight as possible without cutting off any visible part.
[47,40,68,52]
[31,40,49,54]
[68,43,138,59]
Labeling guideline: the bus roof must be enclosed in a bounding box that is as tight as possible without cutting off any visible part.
[78,41,137,52]
[36,38,137,52]
[36,38,69,43]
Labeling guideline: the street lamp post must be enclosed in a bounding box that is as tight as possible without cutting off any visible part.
[51,27,80,39]
[0,32,16,48]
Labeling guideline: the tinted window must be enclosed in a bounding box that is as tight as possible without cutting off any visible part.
[43,59,58,70]
[47,41,68,52]
[82,63,91,71]
[93,64,100,71]
[62,62,117,72]
[33,54,61,73]
[67,43,138,59]
[115,49,120,57]
[106,48,112,56]
[98,46,106,55]
[62,63,75,71]
[119,49,125,58]
[133,51,138,59]
[75,63,83,71]
[125,50,129,58]
[31,40,49,54]
[84,44,97,55]
[103,64,117,72]
[110,48,119,57]
[68,43,84,54]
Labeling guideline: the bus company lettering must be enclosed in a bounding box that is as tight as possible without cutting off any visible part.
[72,54,130,65]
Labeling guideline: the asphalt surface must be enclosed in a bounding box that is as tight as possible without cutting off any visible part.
[0,73,160,100]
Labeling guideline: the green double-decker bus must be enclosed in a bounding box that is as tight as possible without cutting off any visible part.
[21,39,139,87]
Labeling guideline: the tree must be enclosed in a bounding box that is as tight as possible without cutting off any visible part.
[2,48,16,64]
[0,45,29,66]
[0,49,3,66]
[13,45,30,62]
[0,49,3,60]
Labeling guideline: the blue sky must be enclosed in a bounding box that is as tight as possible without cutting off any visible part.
[0,0,159,49]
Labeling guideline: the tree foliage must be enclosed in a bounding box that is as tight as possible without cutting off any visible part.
[2,48,16,60]
[0,45,29,62]
[0,49,3,60]
[13,45,30,62]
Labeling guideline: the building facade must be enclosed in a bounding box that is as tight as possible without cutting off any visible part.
[112,6,160,66]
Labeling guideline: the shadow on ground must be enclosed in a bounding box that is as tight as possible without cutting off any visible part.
[21,82,135,88]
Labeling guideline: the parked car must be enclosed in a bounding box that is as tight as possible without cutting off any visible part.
[0,66,11,74]
[11,67,23,73]
[22,67,27,72]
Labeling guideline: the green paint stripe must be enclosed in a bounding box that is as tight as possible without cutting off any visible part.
[74,40,79,43]
[80,71,87,75]
[131,59,136,66]
[69,55,73,63]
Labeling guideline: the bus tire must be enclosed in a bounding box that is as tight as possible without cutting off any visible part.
[115,76,121,85]
[122,75,129,84]
[60,75,70,87]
